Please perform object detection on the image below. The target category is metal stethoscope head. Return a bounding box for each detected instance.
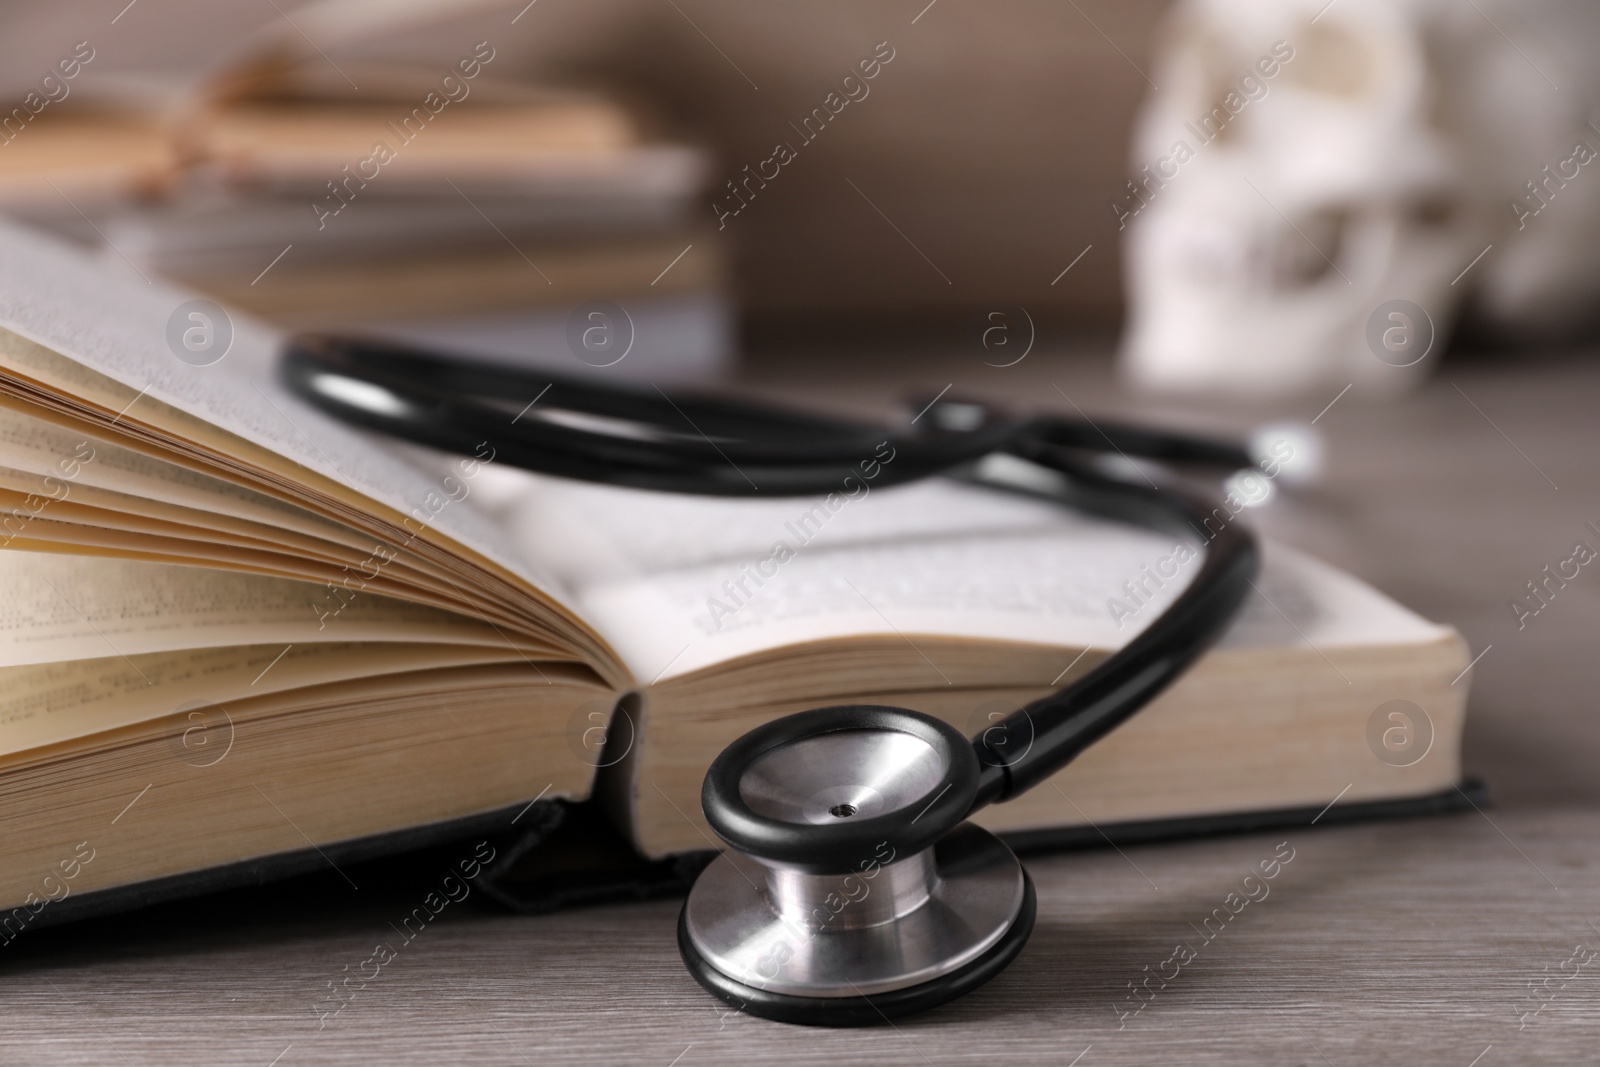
[282,333,1263,1026]
[682,705,1034,1025]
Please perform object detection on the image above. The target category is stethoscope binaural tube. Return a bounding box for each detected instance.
[280,332,1260,1026]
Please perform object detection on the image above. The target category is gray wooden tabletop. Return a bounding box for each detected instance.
[4,342,1597,1065]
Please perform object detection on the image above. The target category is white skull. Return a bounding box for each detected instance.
[1119,0,1600,397]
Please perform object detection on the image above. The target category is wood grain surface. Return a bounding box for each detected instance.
[4,343,1597,1065]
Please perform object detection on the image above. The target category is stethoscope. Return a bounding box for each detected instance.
[282,333,1261,1027]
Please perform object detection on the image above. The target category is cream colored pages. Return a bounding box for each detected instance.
[0,401,363,546]
[0,550,510,667]
[498,466,1452,682]
[0,642,532,758]
[0,219,570,608]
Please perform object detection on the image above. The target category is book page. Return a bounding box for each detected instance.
[0,399,561,630]
[498,466,1451,683]
[0,220,572,608]
[0,641,543,760]
[0,399,365,547]
[0,549,527,668]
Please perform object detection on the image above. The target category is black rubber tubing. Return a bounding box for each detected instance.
[282,333,1258,814]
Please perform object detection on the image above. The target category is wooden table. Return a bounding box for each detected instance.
[5,344,1597,1065]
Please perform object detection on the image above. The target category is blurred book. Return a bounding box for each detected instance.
[0,57,730,382]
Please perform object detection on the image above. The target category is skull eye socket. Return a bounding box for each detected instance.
[1404,195,1457,229]
[1272,208,1347,288]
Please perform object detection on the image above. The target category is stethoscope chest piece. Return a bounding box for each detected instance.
[678,705,1036,1026]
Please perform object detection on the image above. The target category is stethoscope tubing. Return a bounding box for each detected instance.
[967,444,1256,805]
[282,334,1252,494]
[282,332,1259,816]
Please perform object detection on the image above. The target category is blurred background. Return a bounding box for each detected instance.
[0,0,1596,393]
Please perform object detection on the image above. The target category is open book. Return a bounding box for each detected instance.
[0,220,1471,920]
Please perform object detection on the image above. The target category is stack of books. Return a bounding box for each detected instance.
[0,51,729,381]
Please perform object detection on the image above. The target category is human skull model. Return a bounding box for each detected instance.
[1119,0,1600,397]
